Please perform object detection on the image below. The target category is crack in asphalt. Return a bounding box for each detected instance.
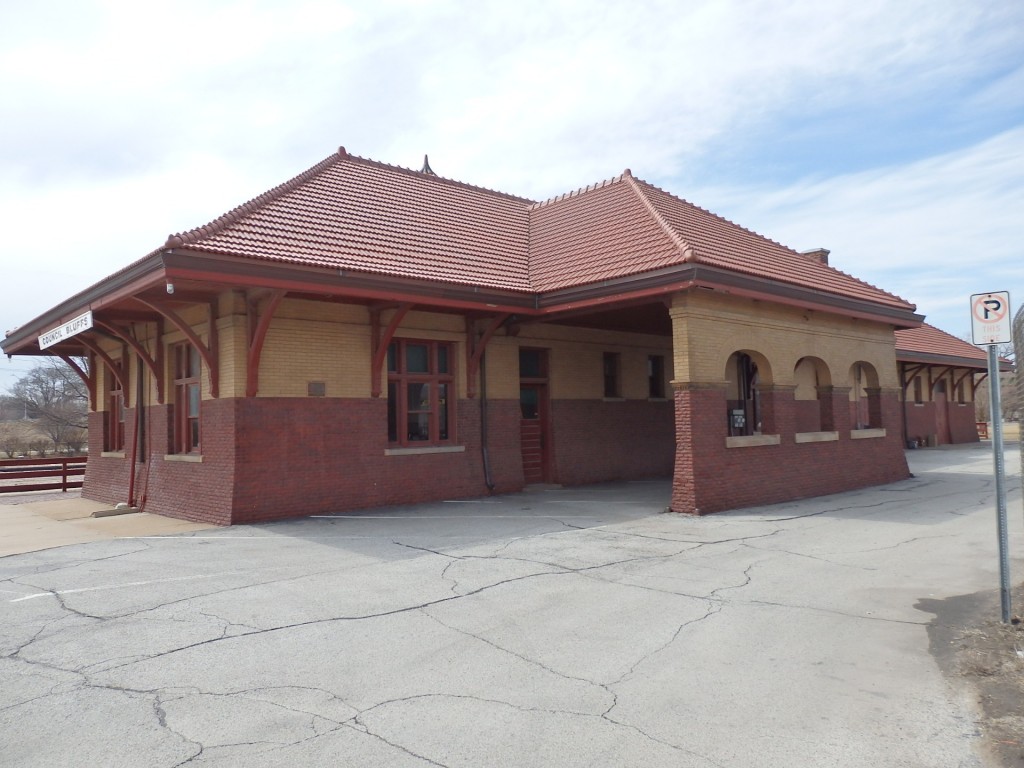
[739,542,880,570]
[353,692,724,767]
[2,456,1010,766]
[741,598,928,626]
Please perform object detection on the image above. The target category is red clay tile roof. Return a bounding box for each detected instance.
[895,324,988,364]
[530,171,913,310]
[529,174,687,291]
[168,148,535,292]
[165,148,915,313]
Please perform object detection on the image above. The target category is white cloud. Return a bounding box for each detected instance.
[690,128,1024,336]
[1,0,1021,393]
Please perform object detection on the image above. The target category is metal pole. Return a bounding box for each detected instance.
[988,344,1011,623]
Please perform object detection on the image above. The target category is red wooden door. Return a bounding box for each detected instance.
[520,384,548,484]
[935,389,951,445]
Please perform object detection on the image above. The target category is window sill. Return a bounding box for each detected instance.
[602,397,625,402]
[647,397,669,402]
[726,434,781,448]
[913,403,925,407]
[164,453,204,463]
[851,428,886,440]
[795,431,839,444]
[101,451,126,458]
[385,445,466,457]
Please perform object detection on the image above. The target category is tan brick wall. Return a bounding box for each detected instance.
[493,323,673,400]
[670,292,900,390]
[254,300,468,399]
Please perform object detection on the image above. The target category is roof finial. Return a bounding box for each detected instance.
[420,154,435,175]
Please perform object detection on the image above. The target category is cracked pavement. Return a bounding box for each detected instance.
[1,444,1021,767]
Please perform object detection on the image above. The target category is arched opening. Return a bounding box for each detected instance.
[849,362,881,429]
[794,356,832,432]
[725,351,772,436]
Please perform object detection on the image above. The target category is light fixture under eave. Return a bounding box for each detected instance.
[166,283,175,295]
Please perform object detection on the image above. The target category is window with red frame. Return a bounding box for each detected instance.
[105,362,125,452]
[173,343,201,453]
[387,339,453,445]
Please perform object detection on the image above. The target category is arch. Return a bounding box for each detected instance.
[794,356,833,432]
[849,361,881,429]
[725,350,773,436]
[794,356,831,399]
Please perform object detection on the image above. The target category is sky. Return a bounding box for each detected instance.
[1,0,1022,393]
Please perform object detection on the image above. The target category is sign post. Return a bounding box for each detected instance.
[970,291,1012,623]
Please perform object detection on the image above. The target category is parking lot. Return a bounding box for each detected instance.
[1,443,1021,767]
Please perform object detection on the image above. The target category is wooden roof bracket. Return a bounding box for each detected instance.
[78,336,127,404]
[246,290,286,397]
[899,363,926,395]
[466,314,510,398]
[951,368,974,394]
[370,303,413,397]
[928,365,955,395]
[136,298,219,398]
[55,353,95,411]
[972,372,989,397]
[94,317,165,404]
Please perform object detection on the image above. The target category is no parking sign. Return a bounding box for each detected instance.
[970,291,1011,345]
[969,290,1013,623]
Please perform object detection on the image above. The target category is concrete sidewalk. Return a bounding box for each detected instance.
[1,446,1022,767]
[0,494,216,557]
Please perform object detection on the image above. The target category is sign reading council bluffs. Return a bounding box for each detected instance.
[37,310,93,350]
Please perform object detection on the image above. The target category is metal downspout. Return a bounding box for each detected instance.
[479,351,495,491]
[128,359,141,506]
[899,362,909,449]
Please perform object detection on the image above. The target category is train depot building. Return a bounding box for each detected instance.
[3,148,978,525]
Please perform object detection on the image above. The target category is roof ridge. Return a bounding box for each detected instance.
[622,172,696,261]
[342,150,536,205]
[167,147,536,249]
[528,173,629,210]
[630,176,914,309]
[166,148,348,247]
[630,176,800,255]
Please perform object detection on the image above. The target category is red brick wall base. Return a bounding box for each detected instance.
[671,386,911,515]
[551,400,675,485]
[83,397,523,525]
[82,388,912,524]
[905,402,980,445]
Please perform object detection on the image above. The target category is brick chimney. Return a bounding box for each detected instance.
[800,248,830,265]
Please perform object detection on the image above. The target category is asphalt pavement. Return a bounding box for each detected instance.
[1,443,1021,767]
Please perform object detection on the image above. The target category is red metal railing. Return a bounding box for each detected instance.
[0,456,86,494]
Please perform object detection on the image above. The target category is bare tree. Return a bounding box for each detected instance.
[0,421,33,458]
[7,358,89,453]
[0,395,23,421]
[961,333,1017,422]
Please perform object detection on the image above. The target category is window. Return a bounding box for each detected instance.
[387,339,454,445]
[648,355,665,399]
[105,362,125,452]
[913,377,923,404]
[603,352,621,398]
[173,343,201,453]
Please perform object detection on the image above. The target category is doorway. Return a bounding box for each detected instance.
[519,349,550,484]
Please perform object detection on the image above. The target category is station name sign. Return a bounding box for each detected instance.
[38,311,93,350]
